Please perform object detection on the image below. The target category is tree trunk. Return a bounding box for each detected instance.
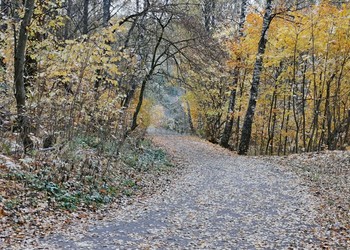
[278,95,286,155]
[220,88,236,148]
[64,0,72,39]
[291,33,300,153]
[131,75,149,131]
[14,0,35,153]
[186,101,195,134]
[238,0,273,155]
[284,96,291,155]
[266,86,277,155]
[203,0,216,32]
[325,75,332,149]
[292,82,300,153]
[130,11,168,131]
[103,0,111,27]
[83,0,89,34]
[270,91,277,155]
[345,109,350,145]
[220,0,247,148]
[301,61,307,150]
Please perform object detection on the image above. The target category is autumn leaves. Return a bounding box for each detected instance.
[184,2,350,154]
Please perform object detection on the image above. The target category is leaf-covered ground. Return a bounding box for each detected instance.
[262,151,350,248]
[33,133,325,249]
[0,135,179,249]
[2,132,348,249]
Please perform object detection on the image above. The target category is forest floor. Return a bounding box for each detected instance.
[261,150,350,248]
[28,133,347,249]
[1,133,349,249]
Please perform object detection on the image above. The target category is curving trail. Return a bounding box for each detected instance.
[40,133,321,249]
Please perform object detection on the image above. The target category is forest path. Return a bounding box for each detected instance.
[41,133,321,249]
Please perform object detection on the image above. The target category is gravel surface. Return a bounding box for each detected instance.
[38,134,322,249]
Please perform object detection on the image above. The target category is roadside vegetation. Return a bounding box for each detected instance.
[0,133,176,245]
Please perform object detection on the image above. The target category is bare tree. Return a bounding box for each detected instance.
[131,10,174,131]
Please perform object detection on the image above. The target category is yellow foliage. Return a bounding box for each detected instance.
[139,99,153,128]
[183,1,350,152]
[150,105,166,127]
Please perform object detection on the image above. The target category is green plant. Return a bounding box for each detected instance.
[5,199,21,210]
[0,141,11,155]
[123,179,136,188]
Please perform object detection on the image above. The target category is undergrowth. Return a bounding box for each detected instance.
[0,133,173,214]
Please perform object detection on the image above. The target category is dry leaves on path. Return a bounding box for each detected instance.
[38,134,323,249]
[263,151,350,248]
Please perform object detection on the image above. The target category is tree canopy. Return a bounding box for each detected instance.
[0,0,349,155]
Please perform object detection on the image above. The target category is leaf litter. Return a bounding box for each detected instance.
[34,133,329,249]
[0,135,179,250]
[262,150,350,249]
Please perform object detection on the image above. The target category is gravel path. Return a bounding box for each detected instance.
[40,134,321,249]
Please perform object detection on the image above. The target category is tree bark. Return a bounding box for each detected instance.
[103,0,111,27]
[301,61,307,150]
[83,0,89,34]
[131,73,152,131]
[238,0,273,155]
[220,88,236,147]
[203,0,216,33]
[283,95,291,155]
[64,0,72,39]
[130,11,171,131]
[186,101,195,134]
[265,85,277,155]
[14,0,35,153]
[345,109,350,145]
[220,0,248,148]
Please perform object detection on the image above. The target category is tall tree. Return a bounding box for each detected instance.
[238,0,273,155]
[14,0,35,152]
[131,12,173,131]
[220,0,248,148]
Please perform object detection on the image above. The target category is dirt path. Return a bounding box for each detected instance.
[39,134,321,249]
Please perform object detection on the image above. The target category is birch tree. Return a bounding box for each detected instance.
[238,0,273,155]
[220,0,248,148]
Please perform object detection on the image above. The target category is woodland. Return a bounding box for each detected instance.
[1,0,349,156]
[0,0,350,248]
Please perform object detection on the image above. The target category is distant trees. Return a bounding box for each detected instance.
[119,1,198,131]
